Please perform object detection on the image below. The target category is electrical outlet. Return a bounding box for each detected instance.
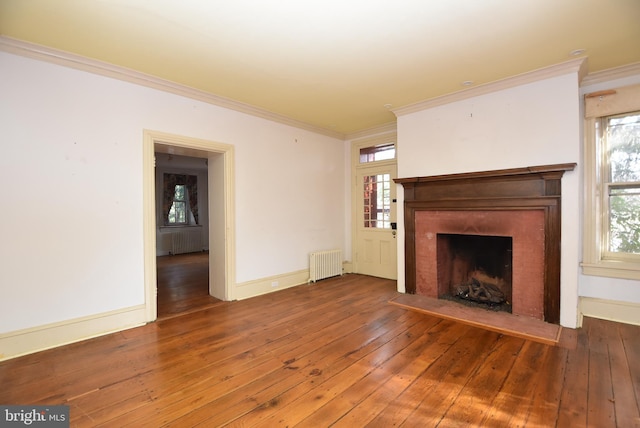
[271,281,279,287]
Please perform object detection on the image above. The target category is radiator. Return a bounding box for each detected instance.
[171,229,202,255]
[309,249,342,283]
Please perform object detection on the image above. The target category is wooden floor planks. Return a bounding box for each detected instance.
[1,254,639,427]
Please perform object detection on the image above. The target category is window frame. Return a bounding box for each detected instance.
[362,172,392,229]
[168,183,189,225]
[600,112,640,261]
[359,142,396,164]
[162,172,199,227]
[582,84,640,280]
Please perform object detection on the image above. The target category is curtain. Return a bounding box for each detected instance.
[162,173,198,225]
[163,173,179,223]
[186,175,199,225]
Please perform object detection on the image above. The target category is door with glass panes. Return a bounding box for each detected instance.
[355,163,397,279]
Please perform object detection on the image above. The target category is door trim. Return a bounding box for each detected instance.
[143,130,236,322]
[351,133,397,276]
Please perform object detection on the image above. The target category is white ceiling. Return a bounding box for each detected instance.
[1,0,639,136]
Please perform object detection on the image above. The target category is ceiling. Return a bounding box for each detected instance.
[1,0,639,136]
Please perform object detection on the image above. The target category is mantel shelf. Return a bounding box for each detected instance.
[394,163,576,185]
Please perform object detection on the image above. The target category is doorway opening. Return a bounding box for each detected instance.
[154,152,219,319]
[143,130,235,322]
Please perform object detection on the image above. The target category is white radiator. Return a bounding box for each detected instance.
[171,229,202,255]
[309,249,342,283]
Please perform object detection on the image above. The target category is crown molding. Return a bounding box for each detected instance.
[0,36,346,140]
[392,57,588,117]
[344,121,397,141]
[8,35,636,139]
[581,62,640,87]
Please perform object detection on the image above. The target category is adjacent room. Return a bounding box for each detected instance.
[1,1,639,426]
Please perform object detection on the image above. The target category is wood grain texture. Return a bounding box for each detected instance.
[0,264,638,427]
[389,293,562,345]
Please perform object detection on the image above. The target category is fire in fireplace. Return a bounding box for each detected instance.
[437,234,512,313]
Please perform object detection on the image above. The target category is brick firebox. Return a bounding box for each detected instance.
[416,210,545,319]
[395,163,576,324]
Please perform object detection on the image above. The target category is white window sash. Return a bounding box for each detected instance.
[582,84,640,280]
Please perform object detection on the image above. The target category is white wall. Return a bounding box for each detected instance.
[0,51,344,337]
[234,124,344,281]
[396,73,582,327]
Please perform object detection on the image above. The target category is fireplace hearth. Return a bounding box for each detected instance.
[395,163,575,324]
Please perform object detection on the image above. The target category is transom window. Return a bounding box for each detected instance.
[360,143,395,163]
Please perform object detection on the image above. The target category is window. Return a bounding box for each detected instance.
[601,112,640,256]
[583,84,640,280]
[363,173,391,228]
[359,143,395,163]
[168,184,187,225]
[352,133,397,238]
[162,173,199,226]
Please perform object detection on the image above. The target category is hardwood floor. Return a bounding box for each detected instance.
[1,271,639,427]
[157,252,221,319]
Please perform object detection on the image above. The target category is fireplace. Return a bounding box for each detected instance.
[395,163,575,324]
[416,209,545,319]
[437,233,513,313]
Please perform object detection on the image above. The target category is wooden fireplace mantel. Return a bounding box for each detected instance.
[395,163,576,183]
[394,163,576,324]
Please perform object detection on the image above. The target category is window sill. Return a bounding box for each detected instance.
[581,261,640,281]
[159,224,202,230]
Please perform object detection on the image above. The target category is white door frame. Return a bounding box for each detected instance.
[143,130,236,322]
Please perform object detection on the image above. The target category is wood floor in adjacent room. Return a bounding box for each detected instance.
[1,262,639,427]
[156,252,221,320]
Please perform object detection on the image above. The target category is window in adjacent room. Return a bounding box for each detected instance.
[168,184,188,225]
[162,173,199,226]
[583,83,640,280]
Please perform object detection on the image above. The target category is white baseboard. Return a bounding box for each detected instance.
[0,267,342,360]
[234,269,311,300]
[579,297,640,327]
[0,305,148,361]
